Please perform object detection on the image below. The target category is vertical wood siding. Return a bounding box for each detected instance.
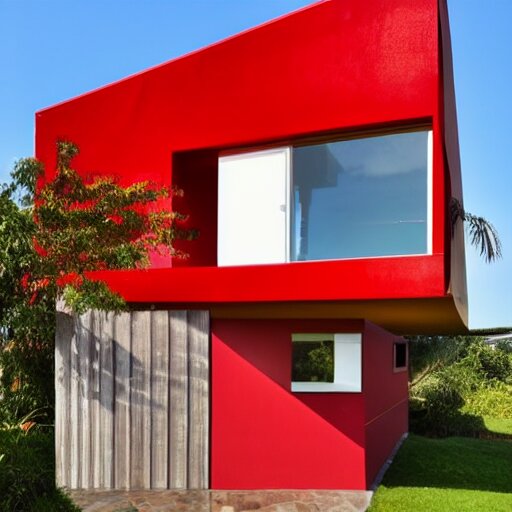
[55,308,209,490]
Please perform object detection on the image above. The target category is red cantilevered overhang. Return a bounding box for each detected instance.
[36,0,467,333]
[87,252,467,334]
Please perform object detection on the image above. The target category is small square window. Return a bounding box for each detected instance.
[291,333,362,392]
[393,342,408,372]
[292,337,334,383]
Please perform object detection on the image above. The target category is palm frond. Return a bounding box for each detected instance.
[465,213,502,263]
[450,198,502,263]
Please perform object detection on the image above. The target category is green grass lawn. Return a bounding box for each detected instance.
[368,430,512,512]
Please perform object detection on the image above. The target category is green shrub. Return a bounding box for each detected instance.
[495,340,512,354]
[0,427,78,512]
[408,336,512,438]
[409,370,485,437]
[293,341,334,382]
[442,363,482,395]
[29,493,80,512]
[0,428,53,511]
[409,400,484,438]
[463,341,511,382]
[415,373,464,416]
[0,339,54,425]
[463,382,512,419]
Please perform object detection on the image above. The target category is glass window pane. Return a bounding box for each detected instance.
[291,131,429,261]
[292,339,334,383]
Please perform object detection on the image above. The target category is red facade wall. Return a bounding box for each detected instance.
[36,0,459,491]
[211,319,408,490]
[362,322,409,485]
[33,0,466,326]
[36,0,439,174]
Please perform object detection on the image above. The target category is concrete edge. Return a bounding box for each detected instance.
[370,432,409,491]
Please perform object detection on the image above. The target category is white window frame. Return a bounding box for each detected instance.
[426,130,433,255]
[218,129,433,266]
[291,333,362,393]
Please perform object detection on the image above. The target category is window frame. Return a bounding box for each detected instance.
[218,127,433,266]
[291,333,362,393]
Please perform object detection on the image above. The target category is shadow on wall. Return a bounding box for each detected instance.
[54,309,209,490]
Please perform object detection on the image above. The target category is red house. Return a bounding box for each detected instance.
[42,0,467,492]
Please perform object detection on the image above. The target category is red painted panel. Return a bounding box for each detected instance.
[36,0,438,165]
[363,322,409,420]
[438,0,468,325]
[365,401,408,486]
[362,321,409,486]
[211,319,367,489]
[88,254,446,304]
[34,0,455,312]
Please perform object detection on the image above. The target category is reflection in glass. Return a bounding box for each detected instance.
[291,131,429,261]
[292,339,334,383]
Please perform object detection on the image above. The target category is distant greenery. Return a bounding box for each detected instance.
[408,336,512,437]
[368,434,512,512]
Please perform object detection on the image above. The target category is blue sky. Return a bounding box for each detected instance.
[0,0,510,330]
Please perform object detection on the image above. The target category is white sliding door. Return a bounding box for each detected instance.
[218,147,290,266]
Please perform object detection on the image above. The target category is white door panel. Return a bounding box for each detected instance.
[218,147,290,266]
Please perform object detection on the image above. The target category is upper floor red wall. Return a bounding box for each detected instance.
[37,0,439,172]
[35,0,467,331]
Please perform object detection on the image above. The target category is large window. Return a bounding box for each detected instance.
[218,129,432,266]
[291,333,362,392]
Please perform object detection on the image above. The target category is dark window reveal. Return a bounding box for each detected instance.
[394,342,407,369]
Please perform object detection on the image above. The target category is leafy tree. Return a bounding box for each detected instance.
[0,140,196,424]
[464,340,511,382]
[0,188,54,424]
[408,335,477,388]
[16,140,195,313]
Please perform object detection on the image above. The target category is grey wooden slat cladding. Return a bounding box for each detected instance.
[55,308,210,490]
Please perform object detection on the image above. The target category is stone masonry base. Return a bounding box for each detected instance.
[68,489,373,512]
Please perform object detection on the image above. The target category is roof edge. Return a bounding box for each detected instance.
[36,0,329,115]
